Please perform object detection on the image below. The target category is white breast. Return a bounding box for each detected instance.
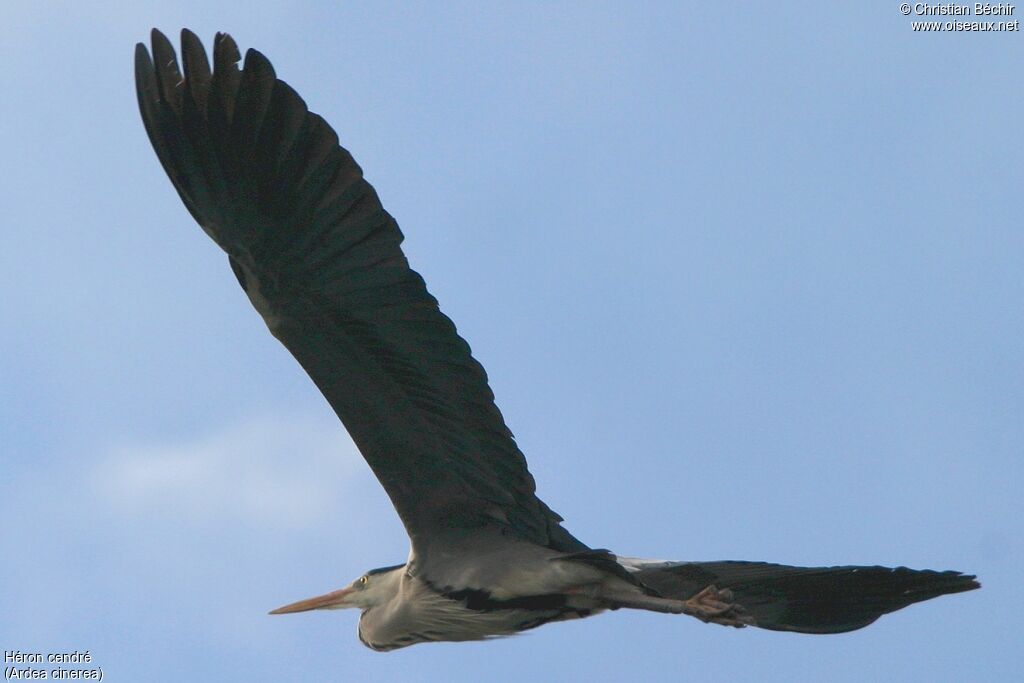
[357,571,601,651]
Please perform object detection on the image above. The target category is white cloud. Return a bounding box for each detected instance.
[91,414,367,530]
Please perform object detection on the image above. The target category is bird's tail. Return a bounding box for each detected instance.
[618,558,979,633]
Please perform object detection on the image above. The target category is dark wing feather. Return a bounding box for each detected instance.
[135,29,586,561]
[635,561,979,633]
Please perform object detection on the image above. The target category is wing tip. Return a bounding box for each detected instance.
[242,47,277,81]
[133,41,151,67]
[149,27,174,56]
[214,31,242,67]
[952,571,981,592]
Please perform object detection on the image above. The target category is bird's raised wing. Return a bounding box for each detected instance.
[135,29,586,565]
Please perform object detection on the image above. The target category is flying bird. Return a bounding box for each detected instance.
[134,29,979,651]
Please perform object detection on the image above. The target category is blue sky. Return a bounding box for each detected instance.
[1,2,1020,681]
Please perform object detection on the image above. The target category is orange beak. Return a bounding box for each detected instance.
[268,587,354,614]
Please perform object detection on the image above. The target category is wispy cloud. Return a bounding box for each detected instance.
[91,415,366,530]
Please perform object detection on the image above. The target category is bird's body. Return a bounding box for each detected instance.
[135,29,979,651]
[350,553,742,650]
[351,561,604,651]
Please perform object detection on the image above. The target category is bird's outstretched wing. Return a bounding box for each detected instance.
[135,29,587,563]
[628,560,979,633]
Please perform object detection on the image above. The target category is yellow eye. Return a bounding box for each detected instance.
[358,575,369,586]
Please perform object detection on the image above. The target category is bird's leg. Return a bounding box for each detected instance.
[682,585,754,627]
[600,585,754,628]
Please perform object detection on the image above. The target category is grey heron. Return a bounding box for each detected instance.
[134,29,979,652]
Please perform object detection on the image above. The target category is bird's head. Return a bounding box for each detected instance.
[269,564,405,615]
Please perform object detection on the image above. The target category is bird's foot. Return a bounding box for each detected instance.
[681,585,754,628]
